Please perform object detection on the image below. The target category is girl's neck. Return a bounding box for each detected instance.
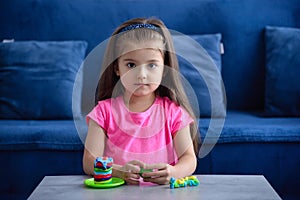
[123,92,156,112]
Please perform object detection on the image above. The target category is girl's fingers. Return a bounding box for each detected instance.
[143,176,169,185]
[142,168,167,178]
[123,172,141,185]
[142,163,173,184]
[123,160,146,173]
[144,163,165,170]
[124,176,140,185]
[142,163,169,177]
[130,173,141,179]
[128,160,146,168]
[126,164,141,173]
[119,160,147,185]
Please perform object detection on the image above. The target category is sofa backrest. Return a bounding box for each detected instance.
[1,0,299,113]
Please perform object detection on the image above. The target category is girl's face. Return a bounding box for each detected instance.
[117,48,164,98]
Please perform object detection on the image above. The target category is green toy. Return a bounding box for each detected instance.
[139,168,153,177]
[84,177,124,188]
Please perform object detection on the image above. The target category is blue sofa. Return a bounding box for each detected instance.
[1,0,300,199]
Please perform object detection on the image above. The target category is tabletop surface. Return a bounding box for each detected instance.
[28,175,282,200]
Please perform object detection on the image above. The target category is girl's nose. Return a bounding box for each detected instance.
[136,65,147,80]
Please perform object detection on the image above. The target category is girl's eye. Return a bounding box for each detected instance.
[148,63,158,68]
[126,63,136,68]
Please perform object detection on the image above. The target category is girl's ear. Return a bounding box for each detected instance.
[114,66,120,76]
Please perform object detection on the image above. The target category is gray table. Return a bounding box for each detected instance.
[28,175,282,200]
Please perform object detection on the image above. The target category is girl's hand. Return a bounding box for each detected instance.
[142,163,175,185]
[118,160,145,185]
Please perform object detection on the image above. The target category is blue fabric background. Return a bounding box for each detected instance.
[0,120,83,150]
[0,1,300,200]
[174,34,226,117]
[265,26,300,117]
[1,0,299,111]
[0,41,87,119]
[199,111,300,143]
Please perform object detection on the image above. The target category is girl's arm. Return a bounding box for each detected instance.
[172,125,197,177]
[83,119,106,175]
[142,125,197,184]
[83,119,146,184]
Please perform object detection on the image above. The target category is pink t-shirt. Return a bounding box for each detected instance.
[86,96,193,166]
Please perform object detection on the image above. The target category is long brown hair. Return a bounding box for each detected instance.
[95,17,200,155]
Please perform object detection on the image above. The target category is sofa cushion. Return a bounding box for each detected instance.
[173,33,226,118]
[199,111,300,144]
[264,26,300,117]
[0,120,84,150]
[0,41,88,119]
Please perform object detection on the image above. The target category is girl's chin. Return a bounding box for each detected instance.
[131,91,154,97]
[126,86,158,96]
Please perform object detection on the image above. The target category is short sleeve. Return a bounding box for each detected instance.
[86,100,110,131]
[170,105,194,135]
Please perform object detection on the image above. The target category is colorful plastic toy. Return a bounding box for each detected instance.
[169,176,200,189]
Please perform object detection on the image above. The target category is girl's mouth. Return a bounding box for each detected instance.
[134,83,148,86]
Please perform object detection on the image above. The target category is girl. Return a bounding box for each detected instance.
[83,17,199,185]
